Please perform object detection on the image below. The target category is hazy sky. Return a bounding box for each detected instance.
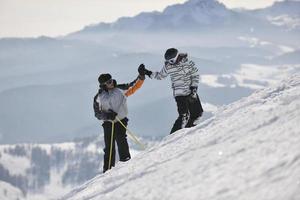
[0,0,283,38]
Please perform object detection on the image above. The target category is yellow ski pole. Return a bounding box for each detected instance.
[116,117,146,150]
[108,121,115,170]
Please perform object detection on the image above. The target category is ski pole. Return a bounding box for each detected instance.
[116,117,146,150]
[108,121,115,170]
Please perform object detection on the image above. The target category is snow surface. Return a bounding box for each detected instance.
[200,75,226,88]
[232,64,300,89]
[0,140,107,200]
[37,143,76,154]
[0,181,25,200]
[0,151,31,176]
[238,36,295,55]
[61,73,300,200]
[27,168,73,200]
[268,14,300,30]
[202,102,218,113]
[198,64,300,90]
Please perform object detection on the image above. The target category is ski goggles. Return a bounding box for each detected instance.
[104,79,113,86]
[166,53,179,64]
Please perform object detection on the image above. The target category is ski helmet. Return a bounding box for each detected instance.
[98,73,112,85]
[164,48,178,64]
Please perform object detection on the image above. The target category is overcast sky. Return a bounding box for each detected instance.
[0,0,283,38]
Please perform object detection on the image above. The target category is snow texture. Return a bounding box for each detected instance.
[62,73,300,200]
[0,152,30,176]
[0,181,25,200]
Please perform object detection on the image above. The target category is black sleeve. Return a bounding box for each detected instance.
[116,77,138,90]
[93,93,107,120]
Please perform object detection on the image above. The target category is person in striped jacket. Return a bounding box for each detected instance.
[139,48,203,134]
[93,67,145,173]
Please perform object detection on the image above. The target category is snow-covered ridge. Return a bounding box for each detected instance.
[263,0,300,16]
[62,73,300,200]
[268,14,300,29]
[0,134,150,200]
[0,181,25,200]
[0,137,106,199]
[244,0,300,30]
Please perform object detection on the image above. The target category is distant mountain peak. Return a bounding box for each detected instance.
[164,0,227,13]
[188,0,223,6]
[152,0,233,28]
[76,0,233,34]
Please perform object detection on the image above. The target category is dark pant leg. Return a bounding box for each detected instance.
[186,94,204,128]
[170,96,189,134]
[102,121,116,173]
[114,118,131,162]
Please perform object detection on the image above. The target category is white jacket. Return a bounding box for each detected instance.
[93,76,144,122]
[151,54,199,97]
[96,88,128,122]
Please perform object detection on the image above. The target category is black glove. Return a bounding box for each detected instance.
[137,64,146,80]
[95,112,102,120]
[138,63,152,78]
[190,86,198,99]
[144,68,152,78]
[106,109,117,120]
[138,64,145,76]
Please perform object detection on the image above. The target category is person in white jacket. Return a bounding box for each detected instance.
[93,68,145,173]
[139,48,203,134]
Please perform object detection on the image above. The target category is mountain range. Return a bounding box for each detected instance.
[73,0,289,32]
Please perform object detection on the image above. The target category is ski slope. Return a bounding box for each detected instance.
[62,73,300,200]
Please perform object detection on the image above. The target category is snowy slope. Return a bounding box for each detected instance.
[62,73,300,200]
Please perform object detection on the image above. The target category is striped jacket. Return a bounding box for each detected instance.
[93,76,144,122]
[151,54,199,97]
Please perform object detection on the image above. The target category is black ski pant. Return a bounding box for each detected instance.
[170,94,203,134]
[102,118,131,173]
